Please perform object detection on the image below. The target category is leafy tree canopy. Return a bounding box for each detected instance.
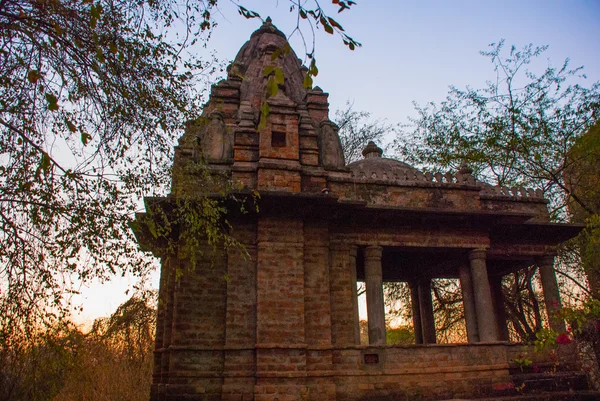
[0,0,359,343]
[397,40,600,219]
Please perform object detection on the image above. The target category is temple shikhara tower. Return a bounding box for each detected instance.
[135,20,591,401]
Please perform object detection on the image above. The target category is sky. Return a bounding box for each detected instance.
[70,0,600,327]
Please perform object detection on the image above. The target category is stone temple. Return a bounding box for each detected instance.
[135,20,590,401]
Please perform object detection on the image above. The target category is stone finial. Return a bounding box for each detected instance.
[362,141,383,159]
[251,16,286,39]
[458,161,473,175]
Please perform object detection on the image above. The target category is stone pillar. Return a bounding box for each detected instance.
[349,245,361,345]
[418,280,436,344]
[410,283,424,344]
[469,249,499,342]
[490,277,510,341]
[364,245,386,345]
[538,255,566,333]
[458,263,480,343]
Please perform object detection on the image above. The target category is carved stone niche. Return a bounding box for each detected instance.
[200,111,233,164]
[318,120,345,170]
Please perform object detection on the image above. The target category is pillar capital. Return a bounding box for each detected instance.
[469,248,487,262]
[364,245,383,260]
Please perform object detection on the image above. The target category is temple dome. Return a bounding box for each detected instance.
[347,141,420,181]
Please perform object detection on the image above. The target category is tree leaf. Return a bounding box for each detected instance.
[96,48,105,63]
[320,16,334,34]
[328,17,344,31]
[66,120,77,133]
[45,93,59,111]
[270,48,281,61]
[258,102,270,132]
[81,132,92,146]
[303,74,313,89]
[38,151,51,174]
[274,67,284,85]
[309,59,318,77]
[263,65,276,76]
[27,70,41,84]
[267,77,278,97]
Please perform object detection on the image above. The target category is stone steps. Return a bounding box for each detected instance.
[444,390,600,400]
[441,366,599,401]
[511,371,589,393]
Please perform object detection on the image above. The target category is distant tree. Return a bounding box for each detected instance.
[385,280,467,344]
[0,293,157,401]
[335,101,395,163]
[0,322,83,401]
[359,319,368,345]
[386,325,414,345]
[0,0,359,343]
[54,292,156,401]
[504,268,544,341]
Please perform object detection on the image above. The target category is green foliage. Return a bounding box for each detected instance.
[386,326,415,345]
[533,328,557,353]
[566,122,600,294]
[559,298,600,335]
[290,0,360,52]
[513,354,533,371]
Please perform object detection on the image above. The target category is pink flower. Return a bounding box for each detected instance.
[595,321,600,330]
[533,365,540,373]
[556,332,573,345]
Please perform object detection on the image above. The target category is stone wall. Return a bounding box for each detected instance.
[151,214,551,401]
[333,344,513,401]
